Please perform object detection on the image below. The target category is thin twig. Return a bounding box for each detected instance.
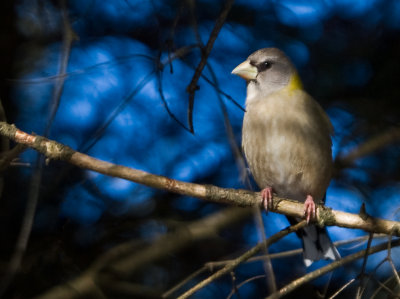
[253,208,277,293]
[10,54,154,84]
[370,275,400,299]
[187,0,204,47]
[156,61,192,132]
[359,257,387,299]
[200,71,245,112]
[206,63,249,187]
[320,269,334,298]
[229,271,241,299]
[227,275,266,299]
[177,221,307,299]
[0,154,44,297]
[166,0,185,70]
[0,2,75,296]
[165,235,376,297]
[83,44,198,152]
[186,0,235,133]
[356,232,374,298]
[80,70,155,153]
[180,52,245,112]
[205,234,385,269]
[266,239,400,299]
[328,278,356,299]
[387,232,400,286]
[163,267,208,298]
[45,0,77,135]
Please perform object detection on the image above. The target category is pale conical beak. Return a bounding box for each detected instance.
[231,60,258,80]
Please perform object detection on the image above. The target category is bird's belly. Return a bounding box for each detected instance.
[242,119,331,202]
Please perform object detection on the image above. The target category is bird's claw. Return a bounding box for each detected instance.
[304,195,316,223]
[261,187,273,212]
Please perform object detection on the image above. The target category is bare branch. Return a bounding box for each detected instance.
[387,233,400,286]
[45,0,77,135]
[370,275,400,299]
[163,267,208,298]
[1,122,400,237]
[203,234,386,269]
[356,233,374,298]
[80,70,155,153]
[266,239,400,299]
[164,235,380,297]
[227,275,266,299]
[205,63,249,186]
[328,278,356,299]
[186,0,235,133]
[253,208,277,293]
[177,221,307,299]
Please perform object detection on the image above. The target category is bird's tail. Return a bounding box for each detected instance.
[287,217,340,267]
[301,224,340,267]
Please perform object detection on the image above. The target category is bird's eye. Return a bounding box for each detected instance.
[258,61,272,72]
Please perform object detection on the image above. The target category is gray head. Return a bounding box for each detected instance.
[232,48,298,101]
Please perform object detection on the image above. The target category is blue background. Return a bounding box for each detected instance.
[1,0,400,298]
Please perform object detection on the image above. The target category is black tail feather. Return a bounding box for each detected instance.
[287,216,340,266]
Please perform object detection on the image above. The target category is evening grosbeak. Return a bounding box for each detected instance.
[232,48,340,266]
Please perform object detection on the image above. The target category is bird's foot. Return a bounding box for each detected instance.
[304,195,316,223]
[261,187,273,212]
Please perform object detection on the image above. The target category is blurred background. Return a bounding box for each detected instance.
[1,0,400,298]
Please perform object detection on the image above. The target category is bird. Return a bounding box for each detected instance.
[231,47,340,266]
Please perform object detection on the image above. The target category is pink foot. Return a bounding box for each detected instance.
[261,187,273,212]
[304,195,316,223]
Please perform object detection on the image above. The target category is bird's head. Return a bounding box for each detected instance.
[232,48,302,101]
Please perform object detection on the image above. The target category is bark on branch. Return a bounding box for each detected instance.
[1,121,400,237]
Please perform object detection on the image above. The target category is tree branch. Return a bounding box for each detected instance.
[186,0,235,133]
[163,235,378,297]
[177,221,307,299]
[266,239,400,299]
[1,121,400,236]
[202,234,385,268]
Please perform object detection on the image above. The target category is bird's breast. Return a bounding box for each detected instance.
[242,91,332,202]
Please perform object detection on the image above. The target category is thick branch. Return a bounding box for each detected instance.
[1,122,400,236]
